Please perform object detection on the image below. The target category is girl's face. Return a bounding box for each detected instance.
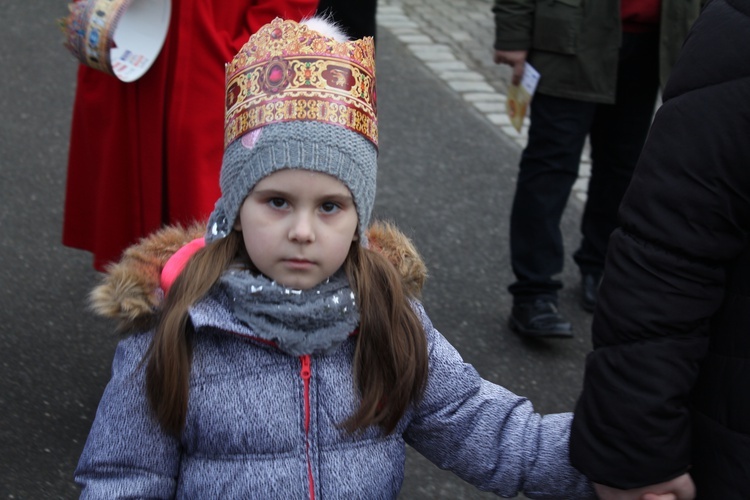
[235,169,359,290]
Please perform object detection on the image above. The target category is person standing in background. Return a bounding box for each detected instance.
[63,0,372,272]
[492,0,700,338]
[571,0,750,497]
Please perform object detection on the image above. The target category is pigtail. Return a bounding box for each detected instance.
[146,231,242,435]
[343,243,429,434]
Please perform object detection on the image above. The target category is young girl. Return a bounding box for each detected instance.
[75,17,594,499]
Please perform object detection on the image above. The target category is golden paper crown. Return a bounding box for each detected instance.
[61,0,126,75]
[60,0,170,82]
[224,18,378,149]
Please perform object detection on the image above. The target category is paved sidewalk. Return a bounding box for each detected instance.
[376,0,592,202]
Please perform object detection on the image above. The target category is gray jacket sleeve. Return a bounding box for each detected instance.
[74,333,180,499]
[492,0,535,50]
[405,304,594,499]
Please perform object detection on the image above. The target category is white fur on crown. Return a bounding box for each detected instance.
[301,15,350,42]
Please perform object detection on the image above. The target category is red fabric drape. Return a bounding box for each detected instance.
[63,0,318,270]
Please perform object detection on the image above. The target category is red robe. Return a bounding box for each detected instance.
[63,0,318,271]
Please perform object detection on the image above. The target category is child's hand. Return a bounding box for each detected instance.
[593,473,695,500]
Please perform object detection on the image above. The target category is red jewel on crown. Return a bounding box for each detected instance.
[260,58,290,94]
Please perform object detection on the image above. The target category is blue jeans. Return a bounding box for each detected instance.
[509,32,659,304]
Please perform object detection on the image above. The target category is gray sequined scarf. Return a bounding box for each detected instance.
[219,269,359,356]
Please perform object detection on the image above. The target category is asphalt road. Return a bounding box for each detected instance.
[0,1,593,498]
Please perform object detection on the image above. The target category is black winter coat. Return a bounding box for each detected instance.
[570,0,750,497]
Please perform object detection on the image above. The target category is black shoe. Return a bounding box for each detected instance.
[581,274,601,313]
[509,300,573,339]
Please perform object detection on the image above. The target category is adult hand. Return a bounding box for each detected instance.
[593,473,695,500]
[492,49,528,86]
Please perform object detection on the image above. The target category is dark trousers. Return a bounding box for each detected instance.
[509,32,660,304]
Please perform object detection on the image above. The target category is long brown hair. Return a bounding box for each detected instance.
[146,228,429,436]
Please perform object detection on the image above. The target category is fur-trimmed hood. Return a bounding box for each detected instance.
[90,221,427,332]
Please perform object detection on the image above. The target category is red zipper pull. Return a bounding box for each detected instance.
[300,355,312,433]
[300,355,311,381]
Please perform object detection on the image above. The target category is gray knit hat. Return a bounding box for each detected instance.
[206,121,377,243]
[206,17,378,244]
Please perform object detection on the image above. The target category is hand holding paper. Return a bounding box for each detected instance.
[506,62,540,132]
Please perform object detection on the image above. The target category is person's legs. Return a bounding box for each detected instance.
[509,93,595,301]
[508,92,595,337]
[574,32,660,310]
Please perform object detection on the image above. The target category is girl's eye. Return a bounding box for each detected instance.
[320,201,340,214]
[269,197,287,208]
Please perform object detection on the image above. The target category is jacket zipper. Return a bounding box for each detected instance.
[300,355,315,500]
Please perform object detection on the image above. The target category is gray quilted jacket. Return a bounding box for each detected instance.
[75,223,594,499]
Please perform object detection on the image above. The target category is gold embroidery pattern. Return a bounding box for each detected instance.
[224,18,378,148]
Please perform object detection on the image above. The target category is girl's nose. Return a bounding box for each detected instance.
[288,213,315,243]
